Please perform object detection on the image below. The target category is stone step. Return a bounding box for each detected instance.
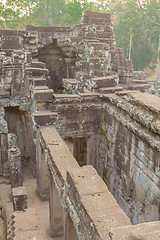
[0,90,10,98]
[75,61,90,72]
[89,57,109,63]
[131,84,150,92]
[25,67,48,76]
[87,42,109,50]
[83,39,100,43]
[97,31,114,39]
[33,78,46,86]
[32,111,58,126]
[34,89,53,102]
[30,61,46,69]
[75,71,90,81]
[91,75,118,89]
[62,78,80,90]
[99,86,123,94]
[116,90,139,96]
[86,42,105,46]
[98,38,115,44]
[132,79,148,85]
[69,36,84,43]
[28,78,46,86]
[53,93,81,104]
[34,86,49,90]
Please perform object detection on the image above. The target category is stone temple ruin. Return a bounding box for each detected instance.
[0,10,160,240]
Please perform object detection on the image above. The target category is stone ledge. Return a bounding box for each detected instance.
[110,221,160,240]
[128,92,160,113]
[67,166,131,240]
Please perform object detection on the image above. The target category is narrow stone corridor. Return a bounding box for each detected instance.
[0,164,64,240]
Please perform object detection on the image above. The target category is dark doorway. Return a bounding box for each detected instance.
[36,40,67,93]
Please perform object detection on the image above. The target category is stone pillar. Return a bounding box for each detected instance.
[12,50,25,96]
[73,137,87,166]
[65,214,79,240]
[12,186,27,211]
[8,146,22,188]
[49,173,64,238]
[86,135,97,167]
[0,107,9,175]
[36,140,49,200]
[0,134,8,175]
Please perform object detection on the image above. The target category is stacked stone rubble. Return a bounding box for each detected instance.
[26,11,134,94]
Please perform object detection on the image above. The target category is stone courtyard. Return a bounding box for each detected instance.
[0,10,160,240]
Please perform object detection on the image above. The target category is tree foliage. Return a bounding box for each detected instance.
[0,0,159,71]
[64,0,95,25]
[0,0,36,29]
[113,0,160,70]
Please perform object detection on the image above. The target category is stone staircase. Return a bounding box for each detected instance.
[25,59,58,126]
[130,79,150,92]
[62,74,124,94]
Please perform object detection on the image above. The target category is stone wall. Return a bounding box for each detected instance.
[36,125,160,239]
[37,126,132,239]
[96,92,160,224]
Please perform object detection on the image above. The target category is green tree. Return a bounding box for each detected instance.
[31,0,67,26]
[30,0,95,26]
[142,0,160,67]
[114,0,160,70]
[64,0,95,25]
[0,0,36,29]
